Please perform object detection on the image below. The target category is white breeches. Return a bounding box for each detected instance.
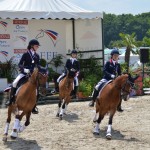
[95,79,108,90]
[12,73,25,88]
[57,73,79,86]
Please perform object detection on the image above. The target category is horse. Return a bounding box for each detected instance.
[3,67,48,142]
[93,74,136,140]
[56,68,77,120]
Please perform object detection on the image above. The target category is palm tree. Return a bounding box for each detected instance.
[119,33,137,72]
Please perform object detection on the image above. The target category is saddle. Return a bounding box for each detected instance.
[16,76,28,89]
[97,80,112,96]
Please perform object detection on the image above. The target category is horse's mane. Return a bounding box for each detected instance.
[29,68,39,84]
[113,74,128,88]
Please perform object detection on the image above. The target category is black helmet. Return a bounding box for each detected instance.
[71,49,77,54]
[111,49,120,56]
[29,39,40,46]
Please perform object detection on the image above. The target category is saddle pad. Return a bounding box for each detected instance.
[98,80,112,97]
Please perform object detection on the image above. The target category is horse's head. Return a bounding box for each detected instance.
[67,68,77,79]
[37,67,48,95]
[119,74,139,101]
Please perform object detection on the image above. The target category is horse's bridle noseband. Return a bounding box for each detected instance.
[121,79,134,95]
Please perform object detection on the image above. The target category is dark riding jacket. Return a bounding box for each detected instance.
[103,59,121,81]
[18,50,40,74]
[65,58,80,73]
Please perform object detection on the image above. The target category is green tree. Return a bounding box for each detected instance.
[48,54,64,72]
[119,33,137,71]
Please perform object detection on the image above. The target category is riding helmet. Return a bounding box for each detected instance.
[110,49,120,56]
[71,49,77,54]
[29,39,40,46]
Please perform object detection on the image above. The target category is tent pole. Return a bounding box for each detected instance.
[72,19,75,49]
[101,14,104,67]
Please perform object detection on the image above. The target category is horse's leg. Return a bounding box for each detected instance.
[64,103,68,115]
[93,102,99,123]
[17,111,26,133]
[93,110,104,135]
[59,99,66,119]
[56,99,61,117]
[10,109,20,139]
[106,110,115,140]
[3,106,13,142]
[19,111,31,133]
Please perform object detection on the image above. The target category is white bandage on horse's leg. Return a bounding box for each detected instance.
[18,124,26,132]
[93,123,100,134]
[60,109,64,115]
[13,119,20,130]
[4,123,9,134]
[107,124,112,134]
[93,112,98,122]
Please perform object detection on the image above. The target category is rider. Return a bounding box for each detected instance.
[5,39,40,114]
[89,49,124,112]
[57,49,80,98]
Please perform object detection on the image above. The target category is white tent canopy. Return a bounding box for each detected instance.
[0,0,103,19]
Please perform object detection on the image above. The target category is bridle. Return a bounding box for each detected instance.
[121,79,134,95]
[37,71,48,96]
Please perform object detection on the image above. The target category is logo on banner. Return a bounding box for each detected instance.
[35,29,59,47]
[0,21,8,31]
[15,36,27,44]
[0,50,8,57]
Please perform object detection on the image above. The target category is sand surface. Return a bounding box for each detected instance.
[0,95,150,150]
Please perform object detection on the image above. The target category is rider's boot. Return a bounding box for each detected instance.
[32,105,39,114]
[5,87,17,106]
[117,99,124,112]
[89,89,99,107]
[71,86,78,99]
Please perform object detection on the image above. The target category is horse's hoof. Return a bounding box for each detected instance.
[93,120,97,123]
[2,137,7,142]
[10,136,17,139]
[10,131,18,139]
[106,133,112,140]
[59,114,63,120]
[93,131,99,135]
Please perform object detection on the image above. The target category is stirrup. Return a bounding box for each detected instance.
[5,100,11,106]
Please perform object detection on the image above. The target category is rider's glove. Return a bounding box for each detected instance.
[24,68,30,74]
[111,74,115,79]
[70,68,76,72]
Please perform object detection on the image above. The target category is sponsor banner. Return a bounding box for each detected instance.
[13,20,28,25]
[0,34,10,39]
[14,49,27,54]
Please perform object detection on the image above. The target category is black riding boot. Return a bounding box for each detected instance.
[117,99,124,112]
[5,87,17,106]
[89,89,99,107]
[71,86,78,99]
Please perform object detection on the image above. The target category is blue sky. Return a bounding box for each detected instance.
[70,0,150,15]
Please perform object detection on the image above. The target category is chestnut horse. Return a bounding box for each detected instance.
[3,67,48,142]
[56,69,77,119]
[93,74,135,140]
